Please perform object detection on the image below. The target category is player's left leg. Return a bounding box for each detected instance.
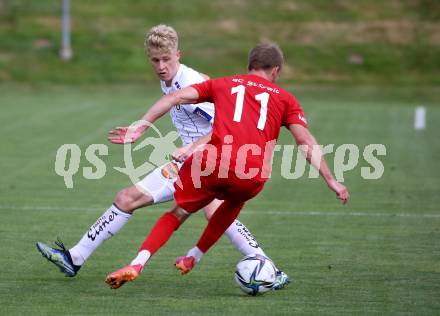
[202,200,290,289]
[203,199,267,257]
[175,199,245,274]
[174,172,264,273]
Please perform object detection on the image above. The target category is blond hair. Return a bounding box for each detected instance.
[145,24,179,54]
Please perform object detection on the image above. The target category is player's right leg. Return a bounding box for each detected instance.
[36,162,178,277]
[105,205,194,289]
[67,186,154,266]
[105,158,215,289]
[36,186,153,277]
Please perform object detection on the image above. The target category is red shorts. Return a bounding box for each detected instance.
[174,155,264,213]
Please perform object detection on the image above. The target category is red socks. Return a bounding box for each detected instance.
[138,212,180,255]
[196,200,244,253]
[137,202,244,260]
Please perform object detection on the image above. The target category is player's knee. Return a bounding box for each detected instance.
[114,188,137,214]
[203,208,214,220]
[170,207,190,223]
[203,200,223,220]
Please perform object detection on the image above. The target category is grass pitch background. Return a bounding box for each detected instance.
[0,85,439,315]
[1,0,439,85]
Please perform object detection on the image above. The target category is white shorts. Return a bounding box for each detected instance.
[136,161,183,204]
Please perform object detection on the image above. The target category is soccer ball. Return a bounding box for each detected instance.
[234,254,277,296]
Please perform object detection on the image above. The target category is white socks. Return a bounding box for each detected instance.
[224,220,267,257]
[186,247,204,262]
[185,220,265,265]
[68,207,265,267]
[130,250,151,267]
[69,204,131,266]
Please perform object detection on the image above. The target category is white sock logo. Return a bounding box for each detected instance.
[87,210,118,241]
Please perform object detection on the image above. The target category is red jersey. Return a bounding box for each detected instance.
[191,74,307,182]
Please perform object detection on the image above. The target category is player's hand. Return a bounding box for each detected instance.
[108,126,143,144]
[171,143,193,162]
[327,179,349,204]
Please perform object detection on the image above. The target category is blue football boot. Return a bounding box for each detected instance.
[36,238,81,277]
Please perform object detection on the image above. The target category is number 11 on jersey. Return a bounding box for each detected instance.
[231,85,269,130]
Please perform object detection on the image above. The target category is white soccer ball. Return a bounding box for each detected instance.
[234,254,277,296]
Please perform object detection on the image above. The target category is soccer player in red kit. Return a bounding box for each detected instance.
[105,43,349,289]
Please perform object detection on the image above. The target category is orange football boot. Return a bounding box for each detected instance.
[105,264,143,289]
[175,256,196,275]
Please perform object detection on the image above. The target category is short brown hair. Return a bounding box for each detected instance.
[145,24,178,54]
[247,43,284,71]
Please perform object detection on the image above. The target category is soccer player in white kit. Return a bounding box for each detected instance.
[36,24,289,289]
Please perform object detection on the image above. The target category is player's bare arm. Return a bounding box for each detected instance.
[142,86,200,128]
[172,131,213,162]
[108,86,200,144]
[289,124,350,204]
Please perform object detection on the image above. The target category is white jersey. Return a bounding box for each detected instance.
[160,64,214,145]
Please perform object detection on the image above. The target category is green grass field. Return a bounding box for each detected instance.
[0,84,439,315]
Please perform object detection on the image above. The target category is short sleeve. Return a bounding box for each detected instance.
[191,80,214,104]
[283,94,308,128]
